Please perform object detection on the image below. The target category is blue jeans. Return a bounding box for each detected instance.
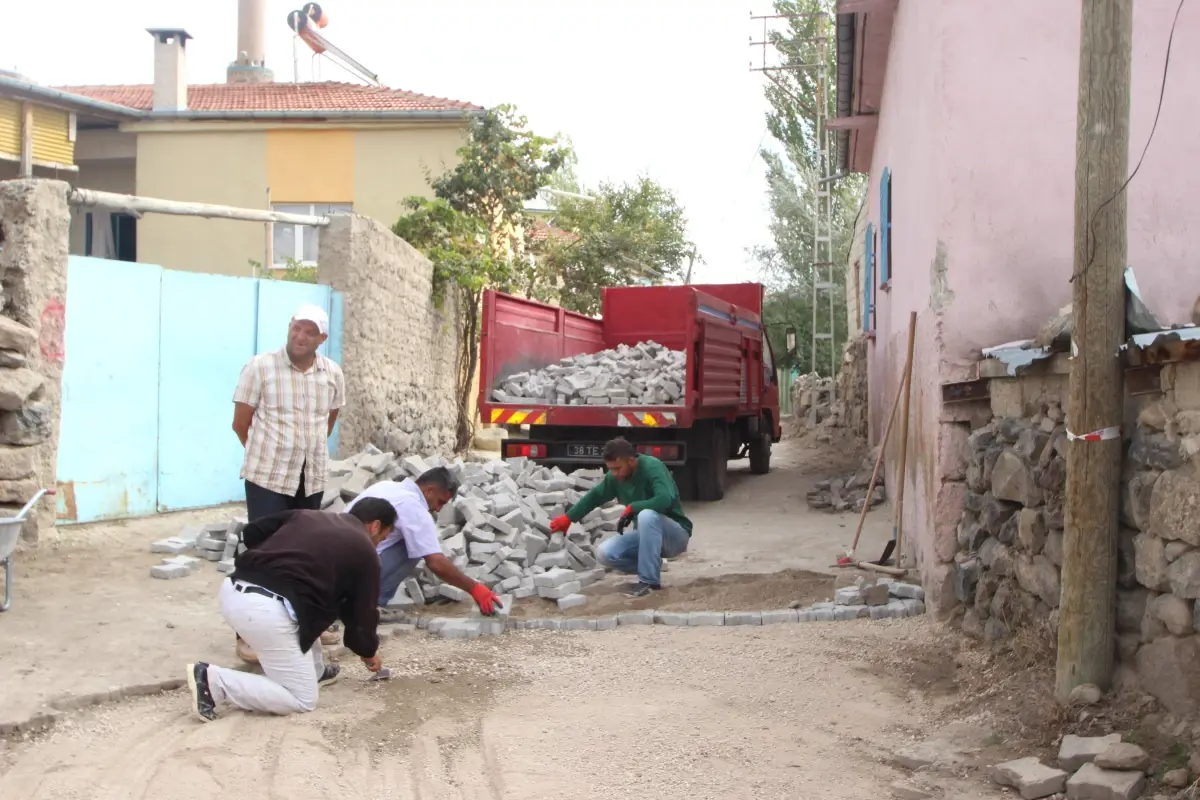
[378,540,420,607]
[596,509,690,587]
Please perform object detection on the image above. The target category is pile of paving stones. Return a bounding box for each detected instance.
[992,729,1170,799]
[149,520,244,579]
[806,576,925,621]
[149,447,626,613]
[490,341,686,406]
[327,446,624,611]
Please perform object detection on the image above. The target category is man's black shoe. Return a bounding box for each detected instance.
[318,664,341,686]
[186,662,218,722]
[622,582,661,598]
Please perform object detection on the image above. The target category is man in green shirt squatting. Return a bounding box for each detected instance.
[549,437,693,598]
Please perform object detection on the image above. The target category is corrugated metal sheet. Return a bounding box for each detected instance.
[31,104,73,166]
[0,98,20,159]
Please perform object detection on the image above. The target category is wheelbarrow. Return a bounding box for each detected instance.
[0,488,56,612]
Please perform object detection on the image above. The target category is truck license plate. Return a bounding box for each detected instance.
[567,444,603,458]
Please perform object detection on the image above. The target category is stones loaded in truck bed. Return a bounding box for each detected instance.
[490,340,686,406]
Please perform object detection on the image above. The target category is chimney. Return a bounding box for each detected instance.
[146,28,192,111]
[227,0,274,84]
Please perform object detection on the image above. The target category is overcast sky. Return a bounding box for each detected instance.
[2,1,781,284]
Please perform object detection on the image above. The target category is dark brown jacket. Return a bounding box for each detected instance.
[231,509,380,657]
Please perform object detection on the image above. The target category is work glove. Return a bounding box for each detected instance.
[549,514,571,534]
[470,583,502,616]
[616,505,636,534]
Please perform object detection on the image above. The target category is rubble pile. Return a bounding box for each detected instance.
[490,341,686,406]
[806,448,886,513]
[991,731,1153,800]
[791,372,836,426]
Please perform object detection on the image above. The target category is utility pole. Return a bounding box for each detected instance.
[1055,0,1132,702]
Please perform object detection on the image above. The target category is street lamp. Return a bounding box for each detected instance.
[786,326,796,354]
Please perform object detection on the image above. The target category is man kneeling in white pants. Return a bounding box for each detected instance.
[186,499,396,721]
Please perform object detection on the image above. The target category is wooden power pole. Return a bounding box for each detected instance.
[1055,0,1132,702]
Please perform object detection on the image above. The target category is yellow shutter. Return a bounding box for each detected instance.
[31,104,74,166]
[0,99,20,160]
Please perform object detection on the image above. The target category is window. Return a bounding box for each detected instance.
[864,222,875,333]
[879,168,892,286]
[271,203,351,266]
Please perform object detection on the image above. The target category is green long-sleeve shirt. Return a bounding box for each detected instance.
[567,455,693,534]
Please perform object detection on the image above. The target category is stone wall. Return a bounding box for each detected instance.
[0,180,68,541]
[318,213,460,460]
[950,361,1200,716]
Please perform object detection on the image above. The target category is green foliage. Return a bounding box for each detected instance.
[431,105,571,242]
[541,176,696,316]
[754,0,865,377]
[392,197,512,306]
[395,105,569,452]
[247,257,318,284]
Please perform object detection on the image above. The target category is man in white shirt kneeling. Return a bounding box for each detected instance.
[345,467,502,615]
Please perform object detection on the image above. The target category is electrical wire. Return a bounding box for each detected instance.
[1072,0,1185,283]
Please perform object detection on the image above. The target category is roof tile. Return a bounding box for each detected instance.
[52,81,480,113]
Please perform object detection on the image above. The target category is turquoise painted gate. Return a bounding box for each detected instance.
[56,257,344,523]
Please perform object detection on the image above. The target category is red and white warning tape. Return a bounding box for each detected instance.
[1066,425,1121,442]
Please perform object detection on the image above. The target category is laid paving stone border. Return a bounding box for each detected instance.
[397,581,928,639]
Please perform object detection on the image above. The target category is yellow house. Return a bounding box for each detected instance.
[7,28,480,275]
[0,69,142,182]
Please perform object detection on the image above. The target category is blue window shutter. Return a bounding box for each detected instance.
[864,222,875,331]
[879,168,891,284]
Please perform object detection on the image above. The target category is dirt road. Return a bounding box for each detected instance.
[1,620,964,800]
[0,436,939,798]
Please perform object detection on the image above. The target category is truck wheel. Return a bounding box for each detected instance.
[749,431,772,475]
[674,465,698,502]
[695,427,728,502]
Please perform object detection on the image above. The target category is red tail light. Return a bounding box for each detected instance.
[505,442,545,459]
[637,444,680,460]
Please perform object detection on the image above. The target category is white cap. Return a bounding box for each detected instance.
[291,303,329,336]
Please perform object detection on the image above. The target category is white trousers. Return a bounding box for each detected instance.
[207,579,324,715]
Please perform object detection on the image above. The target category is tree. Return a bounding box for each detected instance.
[431,104,571,267]
[754,0,865,377]
[540,176,695,316]
[396,105,570,451]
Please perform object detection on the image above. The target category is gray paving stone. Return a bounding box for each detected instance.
[438,584,470,602]
[617,610,655,625]
[1065,762,1145,800]
[761,609,800,624]
[688,611,725,626]
[560,617,597,630]
[538,581,582,600]
[440,620,482,640]
[150,564,189,579]
[890,582,926,601]
[533,567,578,588]
[150,538,191,555]
[1059,734,1122,772]
[556,593,587,611]
[991,757,1068,800]
[655,611,689,626]
[595,615,618,630]
[724,611,762,626]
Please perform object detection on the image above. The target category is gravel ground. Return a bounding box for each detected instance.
[0,618,950,800]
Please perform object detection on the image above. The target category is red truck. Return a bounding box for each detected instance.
[478,283,782,502]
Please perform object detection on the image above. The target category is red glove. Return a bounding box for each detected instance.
[617,505,636,534]
[550,514,571,534]
[470,583,501,616]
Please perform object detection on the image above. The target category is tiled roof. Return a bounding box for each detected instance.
[52,81,480,113]
[529,218,578,245]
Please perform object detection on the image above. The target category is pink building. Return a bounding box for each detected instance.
[837,0,1199,609]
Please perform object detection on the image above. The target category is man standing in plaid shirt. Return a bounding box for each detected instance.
[231,303,345,662]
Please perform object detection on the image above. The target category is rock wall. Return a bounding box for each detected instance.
[837,336,869,440]
[951,362,1200,716]
[318,213,460,459]
[0,180,68,541]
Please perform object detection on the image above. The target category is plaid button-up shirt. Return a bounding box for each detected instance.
[234,348,345,497]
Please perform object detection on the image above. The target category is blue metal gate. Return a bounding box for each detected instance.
[56,257,344,523]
